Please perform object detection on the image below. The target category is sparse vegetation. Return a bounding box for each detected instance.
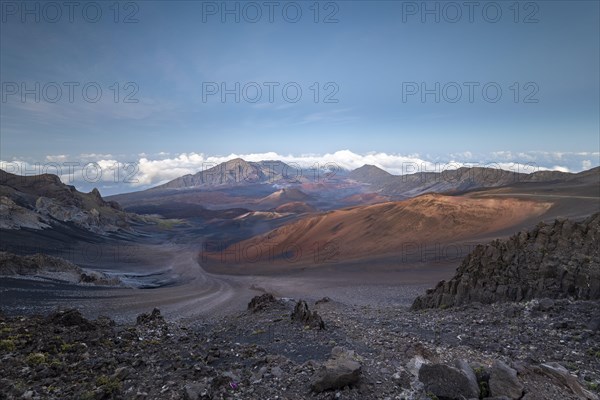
[95,375,122,394]
[479,381,490,398]
[60,343,74,352]
[154,218,185,229]
[0,339,16,352]
[25,352,47,366]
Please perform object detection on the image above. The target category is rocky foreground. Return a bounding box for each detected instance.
[1,294,599,400]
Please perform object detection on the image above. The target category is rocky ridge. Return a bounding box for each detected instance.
[0,170,137,234]
[412,212,600,310]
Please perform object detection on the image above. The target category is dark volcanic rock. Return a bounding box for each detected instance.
[311,347,362,392]
[291,300,325,330]
[315,297,332,305]
[136,308,165,325]
[418,362,480,399]
[412,213,600,309]
[588,317,600,331]
[247,293,277,313]
[47,309,96,331]
[535,363,598,400]
[489,360,524,399]
[183,382,211,400]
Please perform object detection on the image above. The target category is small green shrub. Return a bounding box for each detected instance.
[0,339,16,351]
[26,352,47,366]
[479,381,490,398]
[60,343,74,352]
[96,375,122,394]
[0,326,13,334]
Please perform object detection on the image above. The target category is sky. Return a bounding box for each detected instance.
[1,0,599,194]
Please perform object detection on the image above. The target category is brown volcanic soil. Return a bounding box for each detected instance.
[341,192,391,206]
[463,179,600,221]
[256,188,313,209]
[205,194,553,270]
[274,201,317,214]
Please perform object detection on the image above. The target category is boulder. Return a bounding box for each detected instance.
[455,359,480,396]
[418,362,480,399]
[537,363,599,400]
[311,347,361,392]
[406,355,428,377]
[183,382,211,400]
[489,360,524,399]
[535,298,555,312]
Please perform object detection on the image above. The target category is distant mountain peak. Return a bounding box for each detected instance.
[224,157,250,165]
[151,158,294,190]
[353,164,391,174]
[349,164,393,183]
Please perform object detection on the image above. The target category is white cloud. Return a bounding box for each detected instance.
[79,153,113,160]
[45,154,68,162]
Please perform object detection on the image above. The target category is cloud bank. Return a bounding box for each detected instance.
[1,150,598,195]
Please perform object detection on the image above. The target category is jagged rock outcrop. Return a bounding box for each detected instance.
[46,309,96,331]
[412,213,600,309]
[136,308,165,325]
[247,293,277,313]
[291,300,325,330]
[0,169,135,233]
[0,196,51,229]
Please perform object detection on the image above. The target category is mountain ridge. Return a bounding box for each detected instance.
[115,158,599,201]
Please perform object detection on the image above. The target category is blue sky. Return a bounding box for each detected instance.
[1,1,599,193]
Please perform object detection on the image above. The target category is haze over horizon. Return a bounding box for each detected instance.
[1,149,599,195]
